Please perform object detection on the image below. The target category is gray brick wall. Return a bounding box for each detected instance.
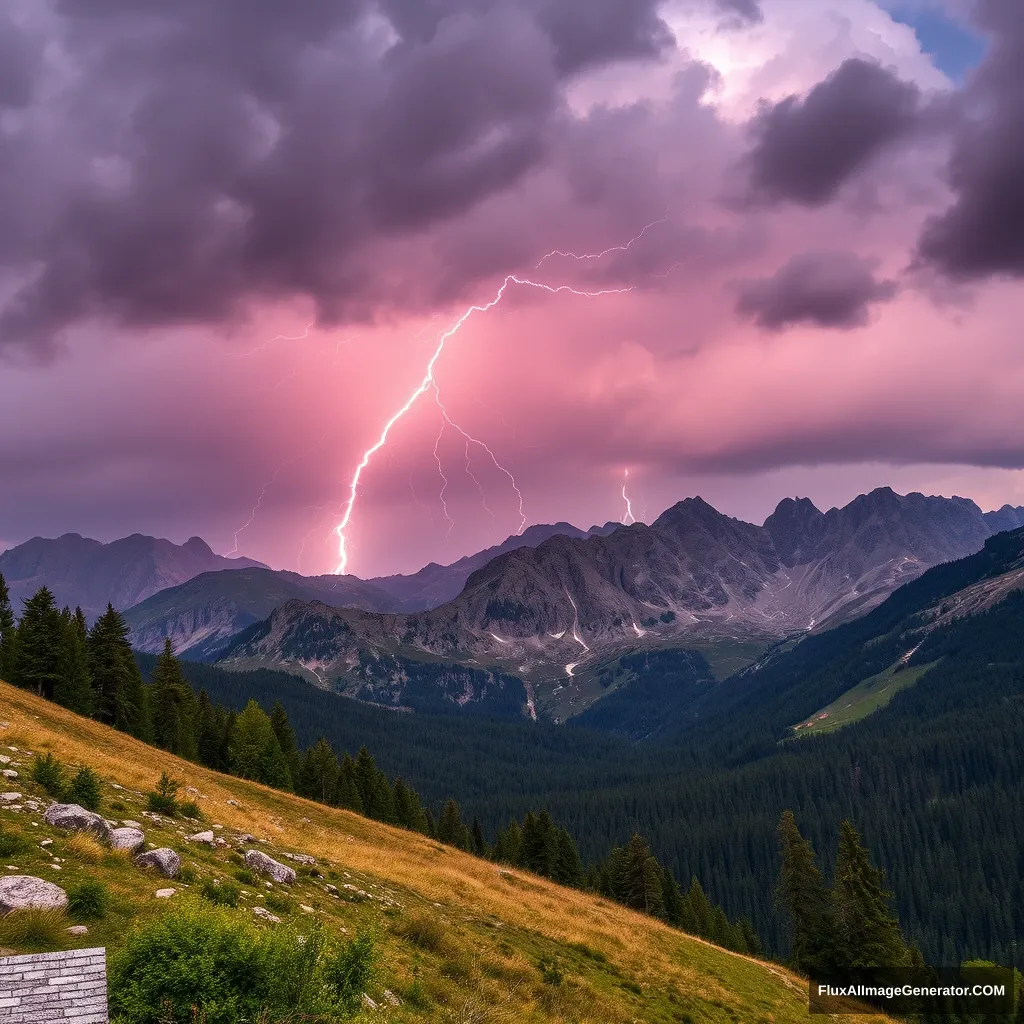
[0,947,108,1023]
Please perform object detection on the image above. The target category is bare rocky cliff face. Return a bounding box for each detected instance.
[218,488,1006,706]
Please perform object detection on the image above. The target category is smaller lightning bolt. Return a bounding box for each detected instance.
[434,387,523,531]
[333,274,632,574]
[432,417,455,539]
[232,321,315,359]
[621,468,636,525]
[535,217,667,270]
[229,426,334,556]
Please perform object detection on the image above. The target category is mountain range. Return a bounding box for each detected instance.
[0,532,265,620]
[217,488,1024,717]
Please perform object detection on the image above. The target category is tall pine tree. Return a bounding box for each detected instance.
[151,639,197,759]
[831,819,910,982]
[776,811,838,976]
[54,606,93,714]
[88,604,150,739]
[14,587,63,699]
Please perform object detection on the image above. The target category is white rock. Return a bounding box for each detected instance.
[383,989,402,1007]
[300,904,314,913]
[0,792,20,803]
[66,924,89,935]
[0,875,68,913]
[43,803,113,843]
[283,852,316,865]
[2,769,17,778]
[362,994,379,1011]
[0,755,9,764]
[111,827,146,854]
[244,849,296,884]
[39,839,53,848]
[111,783,123,790]
[155,888,176,898]
[252,906,281,923]
[122,820,143,829]
[187,830,216,845]
[135,848,181,878]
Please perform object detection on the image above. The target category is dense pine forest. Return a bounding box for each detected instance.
[2,527,1022,973]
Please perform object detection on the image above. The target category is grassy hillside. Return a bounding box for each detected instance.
[0,680,887,1023]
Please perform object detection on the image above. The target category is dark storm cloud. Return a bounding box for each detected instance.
[714,0,762,24]
[0,14,40,109]
[735,251,898,330]
[743,58,921,206]
[0,0,672,354]
[916,0,1024,279]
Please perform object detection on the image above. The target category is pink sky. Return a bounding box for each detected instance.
[1,0,1022,577]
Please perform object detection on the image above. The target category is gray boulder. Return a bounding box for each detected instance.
[244,849,296,884]
[110,827,146,854]
[43,803,113,843]
[135,848,181,878]
[187,830,216,845]
[0,875,68,915]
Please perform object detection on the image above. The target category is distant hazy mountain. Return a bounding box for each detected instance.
[122,567,402,661]
[368,521,619,610]
[983,504,1024,533]
[0,533,265,620]
[121,520,612,658]
[218,488,1004,715]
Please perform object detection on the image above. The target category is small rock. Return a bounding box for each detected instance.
[66,925,89,935]
[48,863,62,871]
[122,819,143,829]
[361,994,379,1011]
[300,904,314,913]
[39,839,53,848]
[111,783,123,790]
[236,833,257,844]
[187,830,216,845]
[283,852,316,865]
[154,888,176,899]
[383,989,402,1007]
[252,906,281,923]
[2,769,17,779]
[43,803,113,843]
[24,800,40,811]
[111,827,146,854]
[226,799,239,807]
[0,792,21,803]
[135,848,181,878]
[244,849,296,885]
[0,755,9,764]
[0,875,68,914]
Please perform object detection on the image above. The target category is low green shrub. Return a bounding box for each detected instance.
[0,824,24,857]
[178,799,201,819]
[108,901,376,1024]
[0,908,66,950]
[67,766,102,811]
[68,878,109,919]
[233,868,257,886]
[264,892,292,916]
[146,773,179,816]
[31,752,65,798]
[199,878,240,908]
[395,911,448,953]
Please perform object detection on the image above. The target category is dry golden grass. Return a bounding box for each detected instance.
[0,680,894,1023]
[64,832,105,863]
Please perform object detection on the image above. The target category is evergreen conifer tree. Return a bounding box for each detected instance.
[54,606,93,715]
[229,700,278,781]
[776,810,837,977]
[14,587,63,698]
[88,604,150,738]
[471,817,487,857]
[298,738,339,803]
[437,799,467,848]
[0,573,17,683]
[269,702,301,784]
[151,639,197,759]
[553,828,583,887]
[334,752,363,813]
[832,819,910,981]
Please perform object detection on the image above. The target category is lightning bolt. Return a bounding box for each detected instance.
[534,217,667,270]
[432,417,455,539]
[332,274,631,575]
[230,426,335,556]
[621,468,636,525]
[232,321,315,359]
